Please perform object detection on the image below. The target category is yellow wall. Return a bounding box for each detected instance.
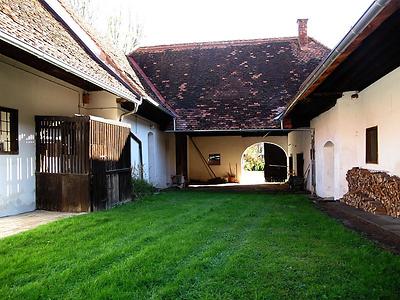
[188,135,288,182]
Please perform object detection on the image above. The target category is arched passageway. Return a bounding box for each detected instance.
[241,143,287,183]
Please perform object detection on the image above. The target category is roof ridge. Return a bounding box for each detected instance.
[135,37,300,52]
[308,36,331,51]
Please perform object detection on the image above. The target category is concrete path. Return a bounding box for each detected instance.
[321,201,400,237]
[0,210,82,239]
[317,200,400,254]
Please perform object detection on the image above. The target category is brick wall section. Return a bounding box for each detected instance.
[297,19,309,48]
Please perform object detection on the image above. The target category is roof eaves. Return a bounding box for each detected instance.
[41,0,142,103]
[283,0,396,119]
[56,0,147,97]
[0,28,139,103]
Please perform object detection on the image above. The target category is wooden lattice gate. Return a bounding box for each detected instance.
[35,116,131,212]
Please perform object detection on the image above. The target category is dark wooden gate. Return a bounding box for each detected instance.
[264,143,288,182]
[35,116,131,212]
[89,119,131,210]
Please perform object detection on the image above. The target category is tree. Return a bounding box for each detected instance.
[106,7,143,54]
[243,143,265,171]
[66,0,143,53]
[66,0,96,25]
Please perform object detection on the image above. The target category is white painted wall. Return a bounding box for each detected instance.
[82,91,120,120]
[188,135,288,182]
[123,114,175,188]
[310,66,400,199]
[0,55,83,217]
[287,130,312,190]
[0,55,174,216]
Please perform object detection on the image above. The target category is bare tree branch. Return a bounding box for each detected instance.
[66,0,96,25]
[66,0,143,53]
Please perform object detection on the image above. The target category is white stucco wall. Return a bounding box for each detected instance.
[0,55,83,217]
[188,135,288,182]
[311,66,400,199]
[123,114,175,188]
[82,91,120,120]
[0,55,174,216]
[287,130,312,190]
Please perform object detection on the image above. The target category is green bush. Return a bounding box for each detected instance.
[132,178,156,199]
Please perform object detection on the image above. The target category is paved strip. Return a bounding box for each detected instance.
[316,200,400,254]
[0,210,83,239]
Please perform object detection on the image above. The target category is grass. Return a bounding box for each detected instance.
[1,191,400,299]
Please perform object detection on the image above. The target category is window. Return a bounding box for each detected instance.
[366,126,378,164]
[0,107,18,154]
[208,153,221,165]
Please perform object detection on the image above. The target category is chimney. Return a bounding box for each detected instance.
[297,19,309,48]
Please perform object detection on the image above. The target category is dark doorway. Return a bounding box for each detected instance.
[264,143,287,182]
[296,153,304,178]
[175,134,188,179]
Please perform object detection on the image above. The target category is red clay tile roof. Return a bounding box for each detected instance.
[128,57,177,116]
[131,37,330,130]
[0,0,146,102]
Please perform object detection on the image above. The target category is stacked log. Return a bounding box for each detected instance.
[342,167,400,218]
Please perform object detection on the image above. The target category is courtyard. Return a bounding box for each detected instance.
[1,190,399,299]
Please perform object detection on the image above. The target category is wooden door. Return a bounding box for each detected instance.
[264,143,287,182]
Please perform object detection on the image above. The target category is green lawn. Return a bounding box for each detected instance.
[1,191,400,299]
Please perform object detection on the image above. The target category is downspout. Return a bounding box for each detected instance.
[119,97,141,122]
[119,98,143,179]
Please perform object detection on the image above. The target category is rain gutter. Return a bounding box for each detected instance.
[282,0,390,118]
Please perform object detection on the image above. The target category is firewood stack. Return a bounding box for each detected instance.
[342,167,400,217]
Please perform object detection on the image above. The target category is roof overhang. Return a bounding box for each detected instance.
[167,128,311,137]
[283,0,400,127]
[120,100,174,130]
[0,29,139,103]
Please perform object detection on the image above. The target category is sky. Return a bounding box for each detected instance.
[98,0,374,49]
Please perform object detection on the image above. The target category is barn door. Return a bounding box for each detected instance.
[264,143,287,182]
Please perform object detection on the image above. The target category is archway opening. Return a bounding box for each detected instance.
[241,143,265,184]
[241,143,288,184]
[323,141,334,198]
